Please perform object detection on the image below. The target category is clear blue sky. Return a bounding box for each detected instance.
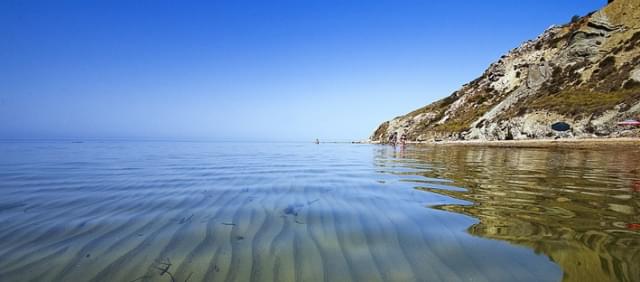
[0,0,605,141]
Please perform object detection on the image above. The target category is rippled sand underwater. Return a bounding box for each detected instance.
[0,142,638,282]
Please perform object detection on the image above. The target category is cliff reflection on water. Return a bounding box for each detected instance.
[392,145,640,282]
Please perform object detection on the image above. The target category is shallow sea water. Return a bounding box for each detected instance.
[0,141,638,281]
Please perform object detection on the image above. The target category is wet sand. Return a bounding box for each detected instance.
[394,137,640,148]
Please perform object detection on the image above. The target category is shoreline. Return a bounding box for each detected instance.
[366,137,640,148]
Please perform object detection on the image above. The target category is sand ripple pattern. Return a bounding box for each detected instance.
[0,142,566,281]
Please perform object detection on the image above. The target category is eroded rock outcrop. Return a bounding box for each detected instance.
[371,0,640,142]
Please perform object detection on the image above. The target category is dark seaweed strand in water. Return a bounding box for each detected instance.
[45,196,184,281]
[175,189,250,281]
[145,193,239,282]
[84,194,211,282]
[219,195,263,282]
[158,183,254,281]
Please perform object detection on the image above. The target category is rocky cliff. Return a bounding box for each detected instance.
[371,0,640,142]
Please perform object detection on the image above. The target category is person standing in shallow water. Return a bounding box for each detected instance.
[400,133,407,146]
[388,132,398,146]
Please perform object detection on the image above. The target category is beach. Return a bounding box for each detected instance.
[369,137,640,148]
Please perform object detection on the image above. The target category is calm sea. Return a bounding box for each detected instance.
[0,141,638,281]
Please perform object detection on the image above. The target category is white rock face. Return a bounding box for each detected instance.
[631,67,640,82]
[370,0,640,143]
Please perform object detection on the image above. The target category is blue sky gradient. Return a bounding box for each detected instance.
[0,0,605,141]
